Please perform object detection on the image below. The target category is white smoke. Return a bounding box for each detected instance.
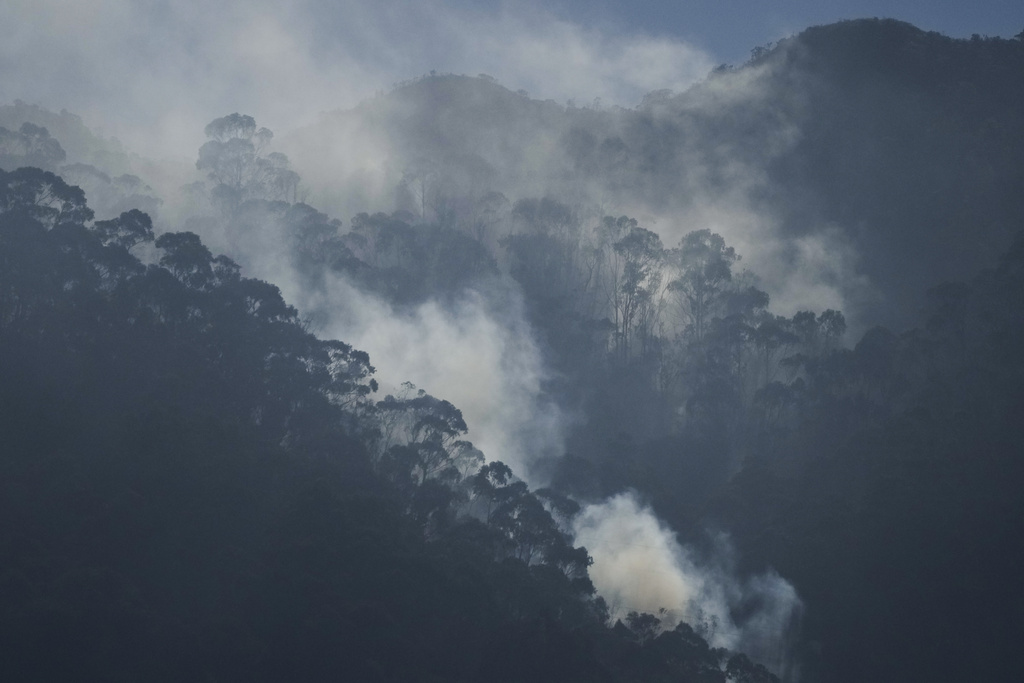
[574,492,702,620]
[286,266,804,677]
[265,249,803,678]
[574,492,802,677]
[296,272,565,479]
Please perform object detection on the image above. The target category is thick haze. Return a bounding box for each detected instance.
[4,0,1017,162]
[1,0,712,161]
[556,0,1023,64]
[7,3,1017,677]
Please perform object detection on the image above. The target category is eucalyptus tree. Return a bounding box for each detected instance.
[668,229,739,345]
[595,215,666,362]
[196,113,300,213]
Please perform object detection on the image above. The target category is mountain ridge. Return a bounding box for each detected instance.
[282,18,1024,330]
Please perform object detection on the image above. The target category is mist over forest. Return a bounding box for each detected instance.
[2,17,1024,683]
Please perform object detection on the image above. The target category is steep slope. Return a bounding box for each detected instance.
[0,167,779,682]
[750,19,1024,325]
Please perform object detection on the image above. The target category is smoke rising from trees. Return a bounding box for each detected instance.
[307,274,568,479]
[5,11,1024,681]
[575,492,803,676]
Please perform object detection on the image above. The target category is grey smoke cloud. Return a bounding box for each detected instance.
[602,58,877,331]
[1,0,713,161]
[635,203,876,332]
[4,0,867,323]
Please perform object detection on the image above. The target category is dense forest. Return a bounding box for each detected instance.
[2,18,1023,682]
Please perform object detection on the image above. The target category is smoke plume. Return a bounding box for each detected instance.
[298,273,566,480]
[574,492,803,677]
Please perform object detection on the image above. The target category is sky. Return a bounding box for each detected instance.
[549,0,1022,64]
[2,0,1020,160]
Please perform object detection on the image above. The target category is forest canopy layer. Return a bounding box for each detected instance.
[2,18,1024,683]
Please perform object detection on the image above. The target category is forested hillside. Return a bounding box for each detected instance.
[2,18,1023,683]
[0,167,781,682]
[285,19,1024,331]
